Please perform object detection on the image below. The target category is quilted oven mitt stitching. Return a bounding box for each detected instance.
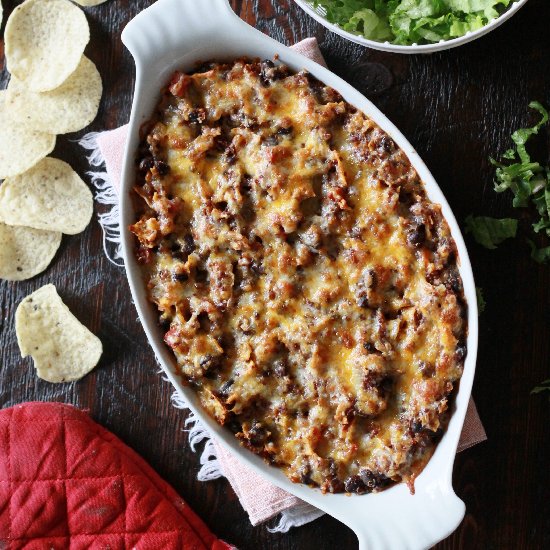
[0,402,231,549]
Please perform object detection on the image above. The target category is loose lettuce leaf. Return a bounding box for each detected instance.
[465,215,517,249]
[490,103,549,208]
[527,240,550,264]
[531,379,550,401]
[313,0,512,45]
[475,286,486,314]
[511,101,548,164]
[488,103,550,260]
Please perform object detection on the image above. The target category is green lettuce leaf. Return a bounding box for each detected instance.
[465,215,517,249]
[511,101,549,164]
[342,8,393,40]
[531,379,550,401]
[475,286,486,314]
[527,240,550,264]
[313,0,512,45]
[489,103,550,260]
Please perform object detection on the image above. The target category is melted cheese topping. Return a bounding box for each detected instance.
[131,59,467,494]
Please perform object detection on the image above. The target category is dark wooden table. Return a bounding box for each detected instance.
[1,1,549,548]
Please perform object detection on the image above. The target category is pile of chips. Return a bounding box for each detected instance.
[0,0,107,382]
[0,0,103,281]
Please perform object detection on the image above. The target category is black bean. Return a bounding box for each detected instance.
[155,160,170,176]
[193,61,217,73]
[249,260,264,276]
[326,477,345,493]
[227,419,242,434]
[363,342,382,355]
[419,361,435,378]
[248,420,268,446]
[214,137,230,153]
[286,232,299,245]
[181,233,194,255]
[398,188,415,206]
[359,469,391,491]
[229,112,258,129]
[344,475,367,494]
[277,125,293,136]
[407,223,426,247]
[240,175,252,193]
[259,59,289,86]
[264,134,279,146]
[303,71,325,101]
[272,358,288,377]
[218,379,234,398]
[241,205,255,223]
[260,59,275,86]
[188,109,206,124]
[138,156,154,172]
[456,343,467,362]
[445,271,462,293]
[410,421,424,434]
[298,465,313,485]
[223,144,237,164]
[343,405,355,425]
[363,374,393,395]
[380,136,395,153]
[366,269,377,289]
[380,376,393,393]
[199,354,220,373]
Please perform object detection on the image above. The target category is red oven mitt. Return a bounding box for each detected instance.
[0,402,232,549]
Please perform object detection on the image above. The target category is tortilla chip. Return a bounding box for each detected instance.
[0,222,61,281]
[0,91,56,179]
[0,157,94,235]
[15,284,102,383]
[5,0,90,92]
[74,0,108,5]
[6,56,103,134]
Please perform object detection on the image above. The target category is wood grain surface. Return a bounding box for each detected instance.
[1,1,549,548]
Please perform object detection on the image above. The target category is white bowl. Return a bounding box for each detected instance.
[120,1,478,548]
[293,0,529,54]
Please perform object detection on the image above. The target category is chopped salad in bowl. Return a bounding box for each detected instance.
[294,0,529,53]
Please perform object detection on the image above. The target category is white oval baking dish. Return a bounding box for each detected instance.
[293,0,529,54]
[120,1,479,548]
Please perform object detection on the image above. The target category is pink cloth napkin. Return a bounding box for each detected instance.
[93,38,486,527]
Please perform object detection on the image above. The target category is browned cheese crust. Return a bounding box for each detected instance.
[131,59,467,495]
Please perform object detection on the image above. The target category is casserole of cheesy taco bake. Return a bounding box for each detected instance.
[130,58,467,495]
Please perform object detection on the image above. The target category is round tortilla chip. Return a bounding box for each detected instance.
[5,0,90,92]
[0,91,56,179]
[15,284,103,383]
[0,157,94,235]
[6,56,103,134]
[73,0,109,5]
[0,222,61,281]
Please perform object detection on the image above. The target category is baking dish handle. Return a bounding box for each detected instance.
[350,488,465,550]
[121,0,244,66]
